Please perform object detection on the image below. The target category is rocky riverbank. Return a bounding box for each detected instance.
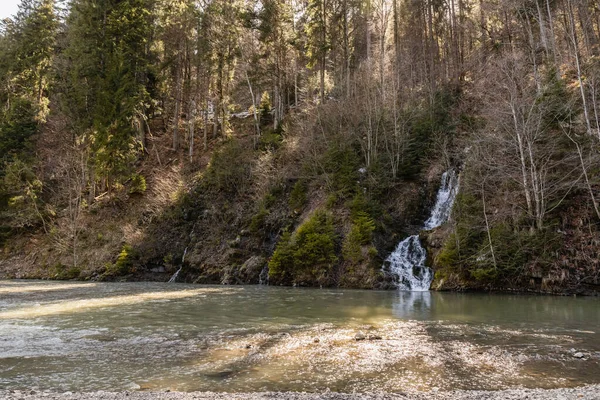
[2,386,600,400]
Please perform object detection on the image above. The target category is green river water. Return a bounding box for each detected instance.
[0,280,599,393]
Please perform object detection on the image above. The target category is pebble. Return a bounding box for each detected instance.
[573,352,585,359]
[354,333,366,341]
[2,386,600,400]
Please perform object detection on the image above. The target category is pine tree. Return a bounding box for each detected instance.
[306,0,330,102]
[63,0,156,188]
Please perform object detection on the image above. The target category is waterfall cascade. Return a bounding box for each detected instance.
[168,247,187,283]
[258,265,269,285]
[384,170,459,291]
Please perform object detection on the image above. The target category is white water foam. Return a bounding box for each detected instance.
[384,170,459,291]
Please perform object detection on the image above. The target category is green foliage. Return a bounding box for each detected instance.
[268,230,293,275]
[436,192,561,286]
[129,173,147,194]
[269,210,337,285]
[201,140,252,195]
[289,180,307,211]
[0,98,37,162]
[0,158,44,229]
[400,88,458,179]
[259,91,273,126]
[0,0,57,121]
[250,206,269,233]
[350,212,376,245]
[538,67,573,129]
[63,0,155,183]
[322,145,361,198]
[305,0,329,70]
[259,130,283,150]
[54,263,81,280]
[343,193,376,264]
[105,244,136,277]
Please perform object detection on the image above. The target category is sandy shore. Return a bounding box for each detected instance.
[2,386,600,400]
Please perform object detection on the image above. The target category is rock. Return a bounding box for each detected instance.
[313,338,320,343]
[241,256,266,276]
[573,352,585,359]
[354,332,366,341]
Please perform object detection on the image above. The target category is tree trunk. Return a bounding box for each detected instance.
[567,0,594,136]
[189,100,196,163]
[173,49,183,151]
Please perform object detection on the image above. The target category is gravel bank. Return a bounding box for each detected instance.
[2,386,600,400]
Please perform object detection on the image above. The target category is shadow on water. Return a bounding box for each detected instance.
[1,281,600,392]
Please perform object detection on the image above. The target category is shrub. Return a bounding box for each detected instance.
[289,180,307,211]
[250,206,268,233]
[268,230,294,277]
[105,244,135,276]
[435,189,561,287]
[129,173,147,194]
[0,158,44,229]
[323,146,361,198]
[201,140,252,195]
[259,91,273,127]
[342,210,375,264]
[54,263,81,280]
[269,210,337,285]
[259,130,283,150]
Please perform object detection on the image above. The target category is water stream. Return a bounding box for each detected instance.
[168,247,187,283]
[384,170,459,291]
[1,281,599,393]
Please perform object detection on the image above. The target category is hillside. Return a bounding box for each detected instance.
[1,0,600,294]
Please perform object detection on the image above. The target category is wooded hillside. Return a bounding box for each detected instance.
[1,0,599,293]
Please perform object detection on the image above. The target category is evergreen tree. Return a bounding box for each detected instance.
[63,0,157,188]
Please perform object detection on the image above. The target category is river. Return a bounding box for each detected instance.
[0,281,599,393]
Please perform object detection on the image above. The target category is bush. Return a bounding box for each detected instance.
[289,180,307,211]
[105,244,135,276]
[0,158,44,229]
[129,173,147,194]
[0,97,37,163]
[259,91,273,127]
[436,191,561,287]
[54,263,81,280]
[201,140,252,195]
[269,210,337,285]
[323,146,361,198]
[259,130,283,150]
[250,206,268,233]
[268,230,294,276]
[342,206,376,264]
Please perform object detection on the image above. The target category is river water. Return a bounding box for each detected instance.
[1,281,599,393]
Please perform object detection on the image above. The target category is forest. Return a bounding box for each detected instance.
[1,0,599,294]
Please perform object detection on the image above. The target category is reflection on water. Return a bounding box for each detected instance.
[392,291,432,319]
[0,280,599,393]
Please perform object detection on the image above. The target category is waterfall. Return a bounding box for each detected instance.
[384,170,459,291]
[168,247,188,283]
[423,170,459,230]
[258,265,269,285]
